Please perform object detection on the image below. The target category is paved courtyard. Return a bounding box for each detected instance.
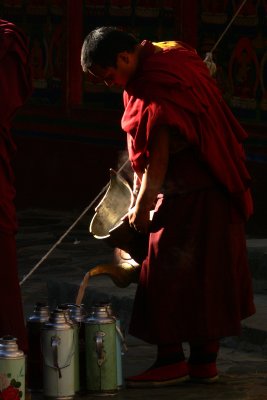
[16,208,267,400]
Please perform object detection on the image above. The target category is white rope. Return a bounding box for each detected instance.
[204,0,248,76]
[19,159,130,286]
[210,0,248,54]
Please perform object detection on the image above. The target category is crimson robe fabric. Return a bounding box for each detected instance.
[0,19,32,352]
[121,41,255,344]
[122,40,253,221]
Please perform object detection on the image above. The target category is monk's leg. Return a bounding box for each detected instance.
[188,340,220,383]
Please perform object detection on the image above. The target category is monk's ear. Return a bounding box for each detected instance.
[118,51,130,64]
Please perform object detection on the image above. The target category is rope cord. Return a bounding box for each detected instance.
[19,159,130,286]
[210,0,248,54]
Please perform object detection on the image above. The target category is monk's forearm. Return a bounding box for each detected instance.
[135,127,169,212]
[136,169,165,211]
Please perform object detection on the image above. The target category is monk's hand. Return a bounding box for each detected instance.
[128,205,150,234]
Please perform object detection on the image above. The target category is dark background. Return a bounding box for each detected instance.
[1,0,266,236]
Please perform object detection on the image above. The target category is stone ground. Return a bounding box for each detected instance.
[17,208,267,399]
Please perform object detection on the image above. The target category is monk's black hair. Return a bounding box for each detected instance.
[81,26,138,71]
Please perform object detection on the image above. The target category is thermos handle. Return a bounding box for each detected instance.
[95,331,106,367]
[51,336,62,378]
[42,332,75,373]
[116,325,128,353]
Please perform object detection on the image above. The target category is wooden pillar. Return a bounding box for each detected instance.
[66,0,83,107]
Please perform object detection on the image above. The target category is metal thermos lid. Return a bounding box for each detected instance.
[43,309,74,330]
[104,303,118,320]
[56,304,72,321]
[0,336,24,359]
[27,302,50,323]
[84,303,115,325]
[92,302,117,320]
[64,303,87,323]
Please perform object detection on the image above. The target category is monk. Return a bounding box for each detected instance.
[81,27,255,387]
[0,19,32,353]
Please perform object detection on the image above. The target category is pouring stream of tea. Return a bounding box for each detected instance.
[76,271,91,306]
[75,264,116,305]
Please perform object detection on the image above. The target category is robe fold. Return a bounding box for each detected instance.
[121,41,255,344]
[122,40,253,221]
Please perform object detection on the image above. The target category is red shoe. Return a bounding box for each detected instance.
[126,361,189,388]
[188,362,219,383]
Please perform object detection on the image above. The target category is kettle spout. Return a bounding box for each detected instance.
[75,253,142,305]
[89,263,140,288]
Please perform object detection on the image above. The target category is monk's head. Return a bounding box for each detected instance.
[81,26,140,88]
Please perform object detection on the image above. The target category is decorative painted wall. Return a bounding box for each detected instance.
[1,1,67,106]
[198,0,267,127]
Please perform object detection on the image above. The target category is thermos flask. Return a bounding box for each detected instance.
[66,303,87,393]
[84,304,117,395]
[105,303,127,390]
[56,304,80,394]
[42,309,75,399]
[0,336,25,400]
[26,302,50,391]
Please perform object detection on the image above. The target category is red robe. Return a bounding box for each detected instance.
[0,19,32,352]
[121,41,255,344]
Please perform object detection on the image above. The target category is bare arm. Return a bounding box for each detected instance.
[132,172,141,198]
[128,126,169,233]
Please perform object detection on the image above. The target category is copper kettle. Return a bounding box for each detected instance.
[88,169,148,287]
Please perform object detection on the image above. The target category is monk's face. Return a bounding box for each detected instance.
[89,51,138,88]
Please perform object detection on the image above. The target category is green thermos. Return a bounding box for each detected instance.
[84,304,117,395]
[105,303,127,390]
[66,303,87,393]
[56,304,80,393]
[42,309,76,399]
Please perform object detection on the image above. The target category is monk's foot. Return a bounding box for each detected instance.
[125,361,189,388]
[188,362,219,384]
